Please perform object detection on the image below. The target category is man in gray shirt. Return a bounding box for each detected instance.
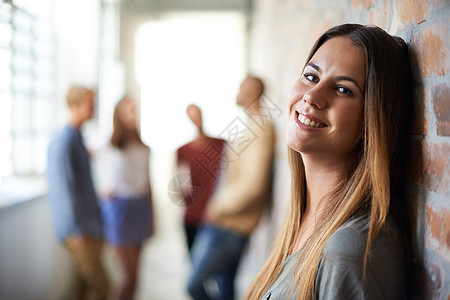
[47,87,109,300]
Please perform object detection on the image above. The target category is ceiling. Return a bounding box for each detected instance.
[119,0,252,13]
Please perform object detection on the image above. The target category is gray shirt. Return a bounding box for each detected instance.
[262,215,407,300]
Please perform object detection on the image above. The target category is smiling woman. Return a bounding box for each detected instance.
[287,36,365,161]
[245,24,414,300]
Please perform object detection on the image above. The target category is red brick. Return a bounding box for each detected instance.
[368,10,377,26]
[407,191,423,235]
[412,97,426,135]
[311,21,333,42]
[423,262,443,300]
[410,50,428,135]
[426,204,450,249]
[365,0,375,9]
[424,204,450,298]
[394,0,428,25]
[413,25,449,77]
[412,140,450,195]
[429,0,448,11]
[351,0,362,10]
[432,83,450,136]
[447,231,450,249]
[423,142,450,195]
[411,139,425,185]
[368,0,390,29]
[382,0,389,27]
[369,9,388,29]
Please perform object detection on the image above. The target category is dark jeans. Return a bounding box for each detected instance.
[187,224,248,300]
[184,223,198,253]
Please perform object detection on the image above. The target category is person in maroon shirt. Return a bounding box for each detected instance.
[177,104,225,253]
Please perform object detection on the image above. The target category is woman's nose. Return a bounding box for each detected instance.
[303,87,328,110]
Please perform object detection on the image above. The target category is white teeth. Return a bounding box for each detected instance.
[297,114,324,128]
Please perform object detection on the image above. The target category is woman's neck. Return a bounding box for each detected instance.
[302,154,351,214]
[292,154,351,253]
[123,130,141,145]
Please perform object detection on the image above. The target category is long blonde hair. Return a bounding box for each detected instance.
[245,24,414,300]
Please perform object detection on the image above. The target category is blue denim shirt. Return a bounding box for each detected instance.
[47,125,103,241]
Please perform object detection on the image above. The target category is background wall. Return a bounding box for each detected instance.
[0,0,101,298]
[53,0,100,128]
[0,197,72,300]
[247,0,450,299]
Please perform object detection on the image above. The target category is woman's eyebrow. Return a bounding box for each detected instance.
[336,76,363,94]
[307,61,364,94]
[306,62,321,72]
[306,62,362,93]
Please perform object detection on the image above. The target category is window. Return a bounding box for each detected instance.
[0,0,55,181]
[135,12,247,152]
[0,2,13,179]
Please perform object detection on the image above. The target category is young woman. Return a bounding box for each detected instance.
[95,96,153,300]
[245,24,414,299]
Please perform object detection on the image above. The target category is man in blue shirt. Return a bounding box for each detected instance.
[47,86,109,300]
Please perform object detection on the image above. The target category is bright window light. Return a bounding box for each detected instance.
[135,12,246,153]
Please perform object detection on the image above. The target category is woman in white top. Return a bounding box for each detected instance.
[96,96,153,300]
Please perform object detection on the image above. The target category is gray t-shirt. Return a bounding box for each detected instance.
[261,215,407,300]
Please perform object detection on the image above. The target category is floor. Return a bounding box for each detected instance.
[134,206,192,300]
[102,152,268,300]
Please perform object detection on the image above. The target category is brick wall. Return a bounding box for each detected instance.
[248,0,450,298]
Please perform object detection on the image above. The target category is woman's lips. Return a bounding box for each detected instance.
[295,111,327,128]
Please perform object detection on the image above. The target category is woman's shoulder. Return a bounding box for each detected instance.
[322,216,369,259]
[323,215,402,259]
[124,142,150,155]
[317,215,408,299]
[93,141,120,157]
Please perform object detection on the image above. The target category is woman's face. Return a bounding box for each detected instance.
[286,37,365,161]
[118,98,137,130]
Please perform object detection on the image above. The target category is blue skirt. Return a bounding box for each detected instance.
[100,194,151,245]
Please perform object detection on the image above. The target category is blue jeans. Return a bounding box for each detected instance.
[187,224,248,300]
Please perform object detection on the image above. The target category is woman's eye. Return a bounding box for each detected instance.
[303,73,318,83]
[337,86,353,96]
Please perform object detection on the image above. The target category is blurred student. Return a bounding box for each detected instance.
[176,104,225,253]
[94,96,153,300]
[187,76,275,300]
[47,86,109,300]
